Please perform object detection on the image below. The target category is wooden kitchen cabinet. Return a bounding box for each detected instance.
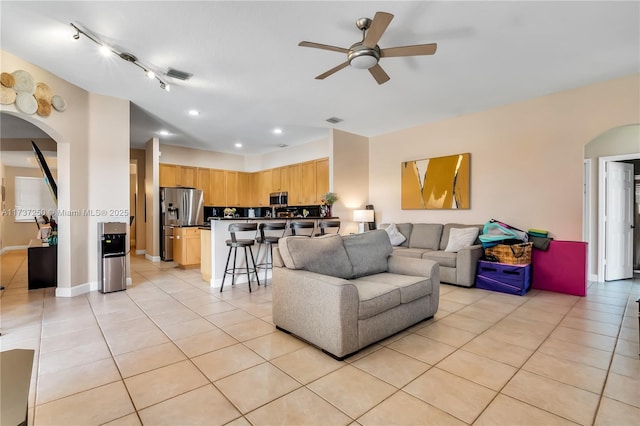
[159,164,179,187]
[173,227,201,267]
[225,171,239,206]
[180,166,197,188]
[160,163,197,188]
[197,168,211,204]
[315,158,329,204]
[238,172,251,206]
[272,168,282,191]
[288,164,303,205]
[301,161,317,205]
[210,169,226,205]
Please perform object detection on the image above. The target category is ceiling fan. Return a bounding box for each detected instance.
[299,11,437,85]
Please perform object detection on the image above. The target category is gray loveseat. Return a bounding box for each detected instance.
[380,223,484,287]
[272,230,440,360]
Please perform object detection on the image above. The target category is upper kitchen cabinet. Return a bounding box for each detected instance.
[197,168,211,204]
[180,166,197,188]
[300,161,317,205]
[159,163,197,188]
[225,171,239,207]
[272,168,282,192]
[159,164,179,187]
[210,169,226,206]
[315,158,329,204]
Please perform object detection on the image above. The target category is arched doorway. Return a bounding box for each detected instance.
[1,111,70,291]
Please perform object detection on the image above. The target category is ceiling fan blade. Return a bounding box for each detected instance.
[315,61,350,80]
[299,41,349,54]
[381,43,438,57]
[369,64,390,85]
[363,12,394,48]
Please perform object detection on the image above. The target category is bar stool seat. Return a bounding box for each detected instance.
[255,222,287,284]
[220,223,260,292]
[290,221,315,237]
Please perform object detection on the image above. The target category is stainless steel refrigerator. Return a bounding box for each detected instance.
[160,187,204,261]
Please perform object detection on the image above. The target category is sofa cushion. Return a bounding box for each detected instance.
[343,230,392,278]
[439,223,483,250]
[422,250,457,268]
[349,280,401,320]
[392,247,433,259]
[382,223,406,246]
[409,224,443,250]
[380,223,412,247]
[353,273,432,304]
[444,227,480,252]
[277,235,353,279]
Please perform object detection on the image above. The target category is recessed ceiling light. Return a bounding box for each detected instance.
[234,143,243,148]
[278,144,288,148]
[188,110,200,116]
[159,130,169,136]
[273,128,283,134]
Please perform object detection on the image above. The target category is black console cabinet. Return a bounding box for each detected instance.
[28,239,57,289]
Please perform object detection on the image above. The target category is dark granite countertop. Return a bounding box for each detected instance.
[199,216,339,229]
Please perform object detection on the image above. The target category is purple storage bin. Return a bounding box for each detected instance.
[476,260,531,296]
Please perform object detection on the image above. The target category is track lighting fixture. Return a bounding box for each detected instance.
[70,22,170,92]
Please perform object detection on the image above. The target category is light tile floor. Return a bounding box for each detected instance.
[1,250,639,425]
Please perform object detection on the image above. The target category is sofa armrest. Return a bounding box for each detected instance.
[388,255,439,279]
[272,267,360,357]
[455,244,484,287]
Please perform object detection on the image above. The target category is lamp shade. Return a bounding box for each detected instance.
[353,209,374,223]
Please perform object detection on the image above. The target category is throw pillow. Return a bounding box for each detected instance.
[382,223,406,246]
[445,227,480,252]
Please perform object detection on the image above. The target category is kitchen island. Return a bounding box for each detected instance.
[200,217,338,287]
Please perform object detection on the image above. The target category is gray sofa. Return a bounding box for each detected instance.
[272,230,440,360]
[380,223,484,287]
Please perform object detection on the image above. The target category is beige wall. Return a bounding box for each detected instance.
[254,136,331,171]
[369,74,640,243]
[332,129,369,234]
[159,144,245,170]
[0,50,130,296]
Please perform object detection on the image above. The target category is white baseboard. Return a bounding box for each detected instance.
[135,249,146,255]
[213,271,270,289]
[56,282,91,298]
[0,245,29,255]
[145,253,161,262]
[588,273,599,282]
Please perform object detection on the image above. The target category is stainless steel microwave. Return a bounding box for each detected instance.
[269,192,288,206]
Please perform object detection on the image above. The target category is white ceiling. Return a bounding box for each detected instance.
[0,1,638,155]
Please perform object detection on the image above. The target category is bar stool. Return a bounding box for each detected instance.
[317,220,341,236]
[220,223,260,293]
[290,221,315,237]
[255,222,287,284]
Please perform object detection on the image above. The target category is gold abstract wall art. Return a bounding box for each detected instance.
[401,153,470,209]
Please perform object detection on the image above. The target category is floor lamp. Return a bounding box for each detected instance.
[353,209,374,234]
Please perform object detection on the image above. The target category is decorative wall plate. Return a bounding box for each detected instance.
[51,94,67,112]
[35,82,53,103]
[15,92,38,114]
[1,72,15,88]
[0,86,17,104]
[37,98,52,117]
[12,70,35,93]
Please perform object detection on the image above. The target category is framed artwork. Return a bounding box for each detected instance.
[401,153,470,209]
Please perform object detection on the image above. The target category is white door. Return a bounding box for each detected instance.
[605,162,634,280]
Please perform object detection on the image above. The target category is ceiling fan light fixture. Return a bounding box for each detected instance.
[348,44,380,69]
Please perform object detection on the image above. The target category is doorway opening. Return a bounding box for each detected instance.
[597,153,640,281]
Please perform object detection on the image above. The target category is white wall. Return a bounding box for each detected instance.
[253,136,332,171]
[369,74,640,242]
[159,144,245,170]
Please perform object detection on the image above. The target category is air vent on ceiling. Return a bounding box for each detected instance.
[166,68,193,81]
[326,117,343,124]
